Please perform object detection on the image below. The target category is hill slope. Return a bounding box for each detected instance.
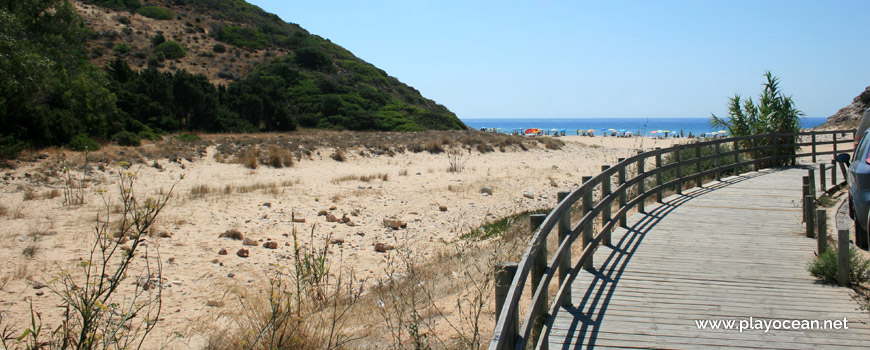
[817,85,870,129]
[0,0,464,157]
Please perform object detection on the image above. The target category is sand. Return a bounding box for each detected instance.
[0,134,680,348]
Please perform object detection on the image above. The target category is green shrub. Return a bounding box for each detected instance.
[138,130,162,141]
[153,41,185,59]
[112,131,141,147]
[213,43,226,53]
[68,134,100,151]
[176,133,200,142]
[808,247,870,286]
[138,6,173,20]
[151,33,165,47]
[217,26,269,50]
[112,43,131,54]
[0,136,26,159]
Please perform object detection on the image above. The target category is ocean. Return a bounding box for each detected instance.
[460,117,828,136]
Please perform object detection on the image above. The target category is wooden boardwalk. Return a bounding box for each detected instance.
[546,167,870,349]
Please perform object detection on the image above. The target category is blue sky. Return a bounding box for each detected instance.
[248,0,869,119]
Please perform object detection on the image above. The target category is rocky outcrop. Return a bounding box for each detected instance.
[817,86,870,129]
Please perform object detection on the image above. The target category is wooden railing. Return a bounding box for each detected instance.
[488,130,857,350]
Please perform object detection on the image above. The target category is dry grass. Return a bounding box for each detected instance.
[190,180,295,199]
[219,229,244,240]
[331,173,389,184]
[331,148,347,162]
[0,205,6,217]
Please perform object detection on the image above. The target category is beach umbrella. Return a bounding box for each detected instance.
[718,130,728,134]
[560,129,567,132]
[619,129,626,132]
[608,128,617,132]
[587,129,595,133]
[625,131,633,134]
[650,131,658,134]
[600,128,608,131]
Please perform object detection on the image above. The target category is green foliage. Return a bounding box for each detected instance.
[112,42,131,53]
[808,247,870,286]
[212,43,226,53]
[0,135,26,159]
[138,5,173,20]
[153,40,185,59]
[176,133,200,142]
[216,25,269,49]
[112,130,141,146]
[138,129,162,141]
[711,72,803,165]
[68,134,100,151]
[461,208,551,240]
[1,0,465,160]
[151,32,165,46]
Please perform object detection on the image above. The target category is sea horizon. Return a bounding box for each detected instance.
[461,117,828,137]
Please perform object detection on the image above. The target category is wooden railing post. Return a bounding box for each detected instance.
[770,134,777,167]
[529,214,547,348]
[674,146,682,195]
[817,209,827,256]
[831,159,837,184]
[838,229,850,286]
[733,140,739,175]
[581,176,594,271]
[833,133,838,160]
[695,143,702,187]
[811,131,817,163]
[617,158,627,227]
[805,195,815,238]
[637,151,646,213]
[654,150,663,203]
[820,163,827,189]
[801,176,810,222]
[601,165,612,246]
[714,142,721,182]
[808,168,816,198]
[494,262,518,349]
[752,137,759,171]
[556,191,571,306]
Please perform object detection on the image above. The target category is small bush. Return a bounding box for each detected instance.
[117,15,131,24]
[113,43,131,53]
[138,130,162,141]
[153,41,185,59]
[219,229,244,240]
[267,146,293,168]
[423,140,444,154]
[213,43,226,53]
[138,6,173,20]
[68,134,101,151]
[22,244,37,258]
[176,133,200,142]
[112,131,141,147]
[808,247,870,286]
[331,149,346,162]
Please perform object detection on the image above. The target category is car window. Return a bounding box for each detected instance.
[855,130,870,161]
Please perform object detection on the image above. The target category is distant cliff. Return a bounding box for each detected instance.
[817,86,870,129]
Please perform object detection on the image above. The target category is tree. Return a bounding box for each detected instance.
[711,71,803,165]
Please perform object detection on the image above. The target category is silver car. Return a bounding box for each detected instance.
[839,109,870,249]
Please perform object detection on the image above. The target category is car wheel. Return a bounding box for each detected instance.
[856,217,869,250]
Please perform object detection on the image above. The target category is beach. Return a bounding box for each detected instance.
[0,132,679,348]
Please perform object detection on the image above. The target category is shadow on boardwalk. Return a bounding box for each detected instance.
[554,169,781,350]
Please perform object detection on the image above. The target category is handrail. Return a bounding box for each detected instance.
[488,129,857,350]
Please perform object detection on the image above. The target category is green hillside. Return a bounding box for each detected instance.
[0,0,465,158]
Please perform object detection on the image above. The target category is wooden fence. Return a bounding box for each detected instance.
[488,130,857,350]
